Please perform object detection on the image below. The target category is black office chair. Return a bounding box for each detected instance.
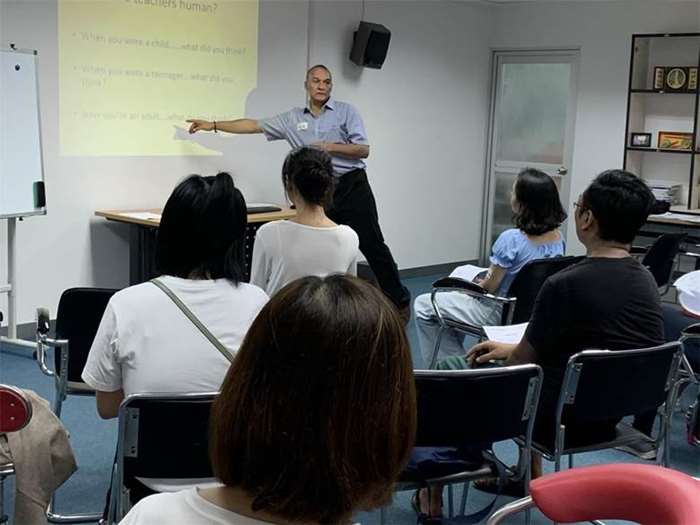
[679,324,700,447]
[530,342,683,472]
[427,256,582,368]
[379,365,543,524]
[35,287,119,523]
[632,233,685,294]
[106,392,217,524]
[36,287,119,417]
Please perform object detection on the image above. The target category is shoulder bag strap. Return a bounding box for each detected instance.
[150,278,234,363]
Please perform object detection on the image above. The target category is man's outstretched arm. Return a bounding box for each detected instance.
[187,118,262,134]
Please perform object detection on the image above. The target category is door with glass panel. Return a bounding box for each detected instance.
[482,51,579,261]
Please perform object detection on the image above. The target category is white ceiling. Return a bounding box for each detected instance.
[475,0,655,3]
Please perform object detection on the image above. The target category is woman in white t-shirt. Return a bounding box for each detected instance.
[82,173,268,419]
[250,146,359,296]
[120,275,416,525]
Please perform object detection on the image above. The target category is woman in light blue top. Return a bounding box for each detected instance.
[414,168,567,367]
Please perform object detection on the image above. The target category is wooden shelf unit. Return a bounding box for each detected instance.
[623,33,700,211]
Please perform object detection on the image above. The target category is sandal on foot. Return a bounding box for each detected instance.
[473,477,526,498]
[410,490,443,524]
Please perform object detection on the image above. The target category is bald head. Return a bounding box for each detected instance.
[305,64,333,106]
[306,64,332,81]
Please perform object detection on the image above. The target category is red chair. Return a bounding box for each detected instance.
[487,464,700,525]
[0,385,33,524]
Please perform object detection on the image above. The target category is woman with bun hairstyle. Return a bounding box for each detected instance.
[250,146,359,296]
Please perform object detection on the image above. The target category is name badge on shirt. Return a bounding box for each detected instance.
[297,122,309,131]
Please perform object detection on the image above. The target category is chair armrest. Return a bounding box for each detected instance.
[630,246,649,255]
[432,277,487,295]
[682,322,700,335]
[35,307,67,378]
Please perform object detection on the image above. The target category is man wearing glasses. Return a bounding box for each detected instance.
[470,170,664,490]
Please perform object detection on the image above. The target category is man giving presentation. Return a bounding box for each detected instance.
[187,64,410,318]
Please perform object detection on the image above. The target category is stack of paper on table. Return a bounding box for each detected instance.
[650,212,700,224]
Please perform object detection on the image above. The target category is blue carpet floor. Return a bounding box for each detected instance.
[1,274,698,524]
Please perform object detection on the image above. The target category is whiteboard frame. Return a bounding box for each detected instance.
[0,47,47,219]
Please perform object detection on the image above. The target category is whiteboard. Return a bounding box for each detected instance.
[0,48,46,218]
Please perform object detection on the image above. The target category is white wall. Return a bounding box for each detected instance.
[1,0,698,324]
[308,0,494,269]
[0,0,308,324]
[0,0,494,324]
[490,0,700,252]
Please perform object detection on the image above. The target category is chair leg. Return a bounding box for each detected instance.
[568,454,574,469]
[663,414,671,468]
[379,506,386,525]
[460,482,469,516]
[447,485,454,519]
[554,424,565,472]
[429,328,445,369]
[0,475,7,525]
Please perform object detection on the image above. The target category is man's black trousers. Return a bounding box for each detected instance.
[326,168,410,309]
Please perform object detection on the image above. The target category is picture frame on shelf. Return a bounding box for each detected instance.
[630,132,652,147]
[658,131,693,151]
[652,66,696,91]
[665,66,689,91]
[689,67,698,91]
[654,67,665,90]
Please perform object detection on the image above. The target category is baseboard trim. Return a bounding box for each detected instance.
[358,260,478,280]
[398,260,478,279]
[0,322,41,344]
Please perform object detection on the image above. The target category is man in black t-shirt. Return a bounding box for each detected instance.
[469,170,664,482]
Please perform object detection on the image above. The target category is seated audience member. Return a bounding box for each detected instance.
[82,173,268,419]
[414,168,566,364]
[468,170,663,491]
[250,146,359,296]
[119,275,417,525]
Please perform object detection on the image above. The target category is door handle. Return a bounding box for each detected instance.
[557,166,568,176]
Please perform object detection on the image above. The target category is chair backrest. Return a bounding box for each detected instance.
[642,233,685,288]
[680,323,700,375]
[505,256,583,324]
[54,287,119,382]
[0,385,33,432]
[529,464,700,525]
[558,342,683,425]
[116,392,216,486]
[414,365,542,447]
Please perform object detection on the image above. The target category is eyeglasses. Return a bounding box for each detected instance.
[573,201,590,214]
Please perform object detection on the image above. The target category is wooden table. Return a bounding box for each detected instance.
[96,207,296,285]
[643,214,700,239]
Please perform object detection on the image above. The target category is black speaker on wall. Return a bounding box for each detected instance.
[350,21,391,69]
